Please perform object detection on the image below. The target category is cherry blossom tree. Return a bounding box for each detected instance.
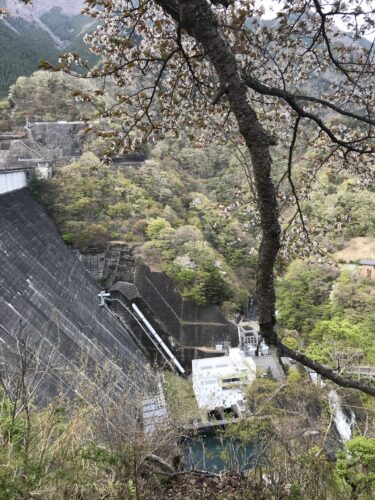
[54,0,375,394]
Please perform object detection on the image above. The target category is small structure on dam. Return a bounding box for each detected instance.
[0,121,83,194]
[0,189,159,417]
[76,244,239,372]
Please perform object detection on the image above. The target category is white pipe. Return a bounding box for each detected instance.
[131,303,185,375]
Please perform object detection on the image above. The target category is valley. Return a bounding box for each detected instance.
[0,1,375,498]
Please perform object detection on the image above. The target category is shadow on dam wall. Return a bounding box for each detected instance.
[77,246,238,356]
[0,189,156,407]
[76,246,238,371]
[134,263,238,349]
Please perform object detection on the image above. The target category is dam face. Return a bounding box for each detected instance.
[0,189,156,406]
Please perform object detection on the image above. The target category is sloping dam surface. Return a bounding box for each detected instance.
[0,189,156,405]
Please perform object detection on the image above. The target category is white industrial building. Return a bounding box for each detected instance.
[192,348,257,412]
[238,321,270,356]
[192,321,285,414]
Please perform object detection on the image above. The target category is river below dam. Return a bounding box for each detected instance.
[183,433,254,473]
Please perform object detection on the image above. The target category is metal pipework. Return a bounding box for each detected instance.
[131,303,185,375]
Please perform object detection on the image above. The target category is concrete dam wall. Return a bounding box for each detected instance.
[135,263,238,349]
[77,243,237,351]
[0,189,156,406]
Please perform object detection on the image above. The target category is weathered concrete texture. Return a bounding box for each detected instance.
[0,122,83,171]
[77,243,136,284]
[75,250,106,281]
[108,288,167,368]
[79,245,238,358]
[29,122,83,159]
[110,282,140,302]
[0,137,46,171]
[0,189,156,404]
[135,263,238,348]
[102,242,136,284]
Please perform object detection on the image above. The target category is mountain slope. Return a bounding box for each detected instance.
[0,0,95,97]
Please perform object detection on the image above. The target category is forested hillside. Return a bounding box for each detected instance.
[0,71,96,128]
[1,0,375,495]
[0,1,96,97]
[3,71,374,320]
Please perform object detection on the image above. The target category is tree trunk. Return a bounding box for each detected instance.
[162,0,280,342]
[156,0,375,397]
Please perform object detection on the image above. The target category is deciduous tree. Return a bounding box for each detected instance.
[51,0,375,393]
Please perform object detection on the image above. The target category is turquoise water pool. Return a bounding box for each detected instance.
[183,433,253,473]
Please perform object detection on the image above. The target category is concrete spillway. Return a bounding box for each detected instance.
[0,189,156,406]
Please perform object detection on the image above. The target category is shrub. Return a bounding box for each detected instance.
[145,217,171,239]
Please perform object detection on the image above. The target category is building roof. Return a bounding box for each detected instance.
[359,259,375,266]
[110,281,140,301]
[192,348,256,410]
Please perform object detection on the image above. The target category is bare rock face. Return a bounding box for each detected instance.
[3,0,84,19]
[27,0,84,17]
[1,0,83,50]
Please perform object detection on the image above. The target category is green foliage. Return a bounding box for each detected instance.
[305,342,331,364]
[287,366,303,384]
[163,372,203,423]
[246,377,280,415]
[166,240,233,305]
[331,269,375,326]
[305,269,375,364]
[0,18,58,98]
[0,389,69,498]
[311,317,362,344]
[311,180,375,239]
[283,336,299,350]
[3,71,97,127]
[65,221,110,249]
[277,262,375,365]
[0,9,98,99]
[146,217,171,239]
[33,152,153,249]
[336,436,375,496]
[276,260,336,333]
[62,233,74,246]
[31,148,250,305]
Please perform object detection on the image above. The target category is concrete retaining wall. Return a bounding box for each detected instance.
[135,263,237,348]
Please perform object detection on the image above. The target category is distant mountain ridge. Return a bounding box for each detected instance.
[0,0,94,97]
[14,0,84,16]
[1,3,371,100]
